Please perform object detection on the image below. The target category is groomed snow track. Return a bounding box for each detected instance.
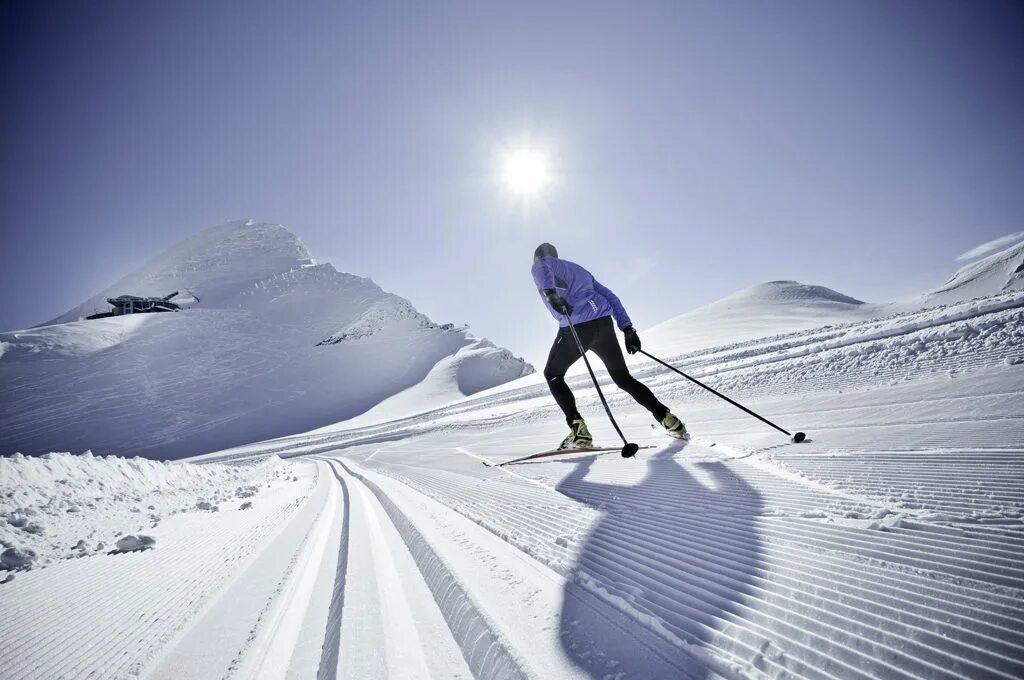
[317,456,524,680]
[348,433,1024,680]
[312,456,700,680]
[3,290,1023,679]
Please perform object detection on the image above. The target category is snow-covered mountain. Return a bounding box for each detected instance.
[645,235,1024,356]
[643,280,878,355]
[918,236,1024,306]
[0,220,532,459]
[3,229,1022,680]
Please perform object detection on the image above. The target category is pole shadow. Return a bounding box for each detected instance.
[554,440,764,679]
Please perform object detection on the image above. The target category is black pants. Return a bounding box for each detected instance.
[543,316,668,425]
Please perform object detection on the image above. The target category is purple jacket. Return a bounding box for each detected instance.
[532,256,632,330]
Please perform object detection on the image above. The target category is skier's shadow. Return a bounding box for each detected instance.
[554,440,764,679]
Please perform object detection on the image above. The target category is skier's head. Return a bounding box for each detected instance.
[533,243,558,262]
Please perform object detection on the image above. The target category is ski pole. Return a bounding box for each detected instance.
[638,349,806,443]
[564,315,640,458]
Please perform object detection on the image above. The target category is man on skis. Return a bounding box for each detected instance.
[531,242,686,450]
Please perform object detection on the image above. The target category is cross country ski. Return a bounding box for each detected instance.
[483,445,656,467]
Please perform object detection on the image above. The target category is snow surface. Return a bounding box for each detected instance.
[956,230,1024,261]
[0,450,296,573]
[0,220,532,459]
[645,237,1024,357]
[644,280,878,356]
[1,234,1023,679]
[922,238,1024,306]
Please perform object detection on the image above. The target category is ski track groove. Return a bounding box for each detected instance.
[7,287,1022,680]
[314,459,351,680]
[355,442,1024,680]
[324,457,530,680]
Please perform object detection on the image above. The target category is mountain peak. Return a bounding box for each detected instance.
[48,220,313,325]
[6,220,533,458]
[725,280,865,306]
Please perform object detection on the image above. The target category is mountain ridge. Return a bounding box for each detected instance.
[1,220,533,458]
[644,235,1024,356]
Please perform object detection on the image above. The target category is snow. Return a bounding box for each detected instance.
[644,279,879,355]
[922,238,1024,305]
[955,230,1024,261]
[1,232,1023,679]
[114,534,156,552]
[645,236,1024,357]
[1,546,36,570]
[321,338,535,429]
[0,220,531,459]
[0,450,295,574]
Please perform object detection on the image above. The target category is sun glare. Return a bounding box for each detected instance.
[501,148,550,196]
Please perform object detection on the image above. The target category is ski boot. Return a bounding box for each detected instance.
[558,418,594,450]
[661,412,688,439]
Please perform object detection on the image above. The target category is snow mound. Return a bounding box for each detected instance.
[728,280,865,306]
[1,546,37,571]
[644,280,875,355]
[115,534,155,553]
[646,237,1024,357]
[0,451,294,573]
[330,338,535,427]
[955,231,1024,261]
[1,220,532,458]
[924,238,1024,306]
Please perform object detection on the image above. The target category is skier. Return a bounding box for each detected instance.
[532,242,686,449]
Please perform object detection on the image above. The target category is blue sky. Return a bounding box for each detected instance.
[2,1,1022,362]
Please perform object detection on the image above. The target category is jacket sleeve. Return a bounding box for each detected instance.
[531,259,555,291]
[593,278,632,330]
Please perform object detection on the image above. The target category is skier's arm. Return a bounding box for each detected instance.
[531,259,555,290]
[592,278,632,330]
[533,260,573,314]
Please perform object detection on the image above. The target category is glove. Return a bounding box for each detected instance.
[623,326,641,354]
[543,289,574,315]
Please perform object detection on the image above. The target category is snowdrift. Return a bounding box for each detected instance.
[0,451,295,573]
[644,280,878,356]
[0,220,532,459]
[920,237,1024,306]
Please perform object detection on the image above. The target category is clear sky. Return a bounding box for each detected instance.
[2,1,1022,363]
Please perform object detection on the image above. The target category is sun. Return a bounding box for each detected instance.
[501,148,550,196]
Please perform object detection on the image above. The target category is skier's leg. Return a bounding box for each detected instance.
[543,329,583,424]
[589,317,669,420]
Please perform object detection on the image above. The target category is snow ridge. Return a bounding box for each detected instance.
[0,451,294,573]
[330,458,529,680]
[1,220,532,458]
[316,296,450,345]
[928,239,1024,303]
[727,280,865,306]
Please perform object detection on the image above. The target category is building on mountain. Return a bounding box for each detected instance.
[86,291,186,320]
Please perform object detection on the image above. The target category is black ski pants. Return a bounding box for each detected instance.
[543,316,668,425]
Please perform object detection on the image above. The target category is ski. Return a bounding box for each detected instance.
[484,445,654,467]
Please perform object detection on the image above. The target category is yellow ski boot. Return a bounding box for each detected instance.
[661,412,688,439]
[558,418,594,450]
